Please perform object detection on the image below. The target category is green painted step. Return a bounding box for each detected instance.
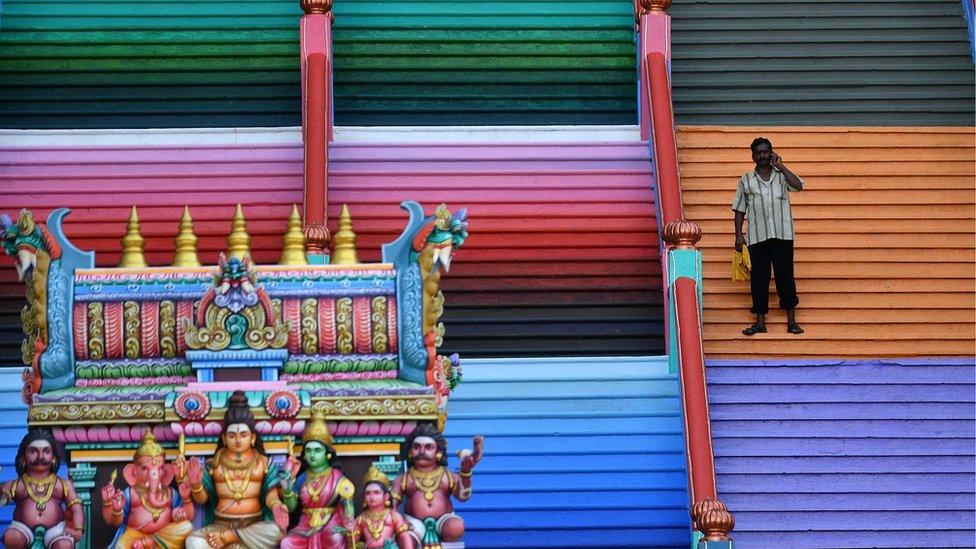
[0,0,637,128]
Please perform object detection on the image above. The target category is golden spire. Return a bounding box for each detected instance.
[119,206,147,268]
[226,204,251,260]
[133,429,165,460]
[279,205,308,266]
[331,204,359,265]
[172,206,201,267]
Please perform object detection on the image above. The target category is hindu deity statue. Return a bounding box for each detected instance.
[101,430,195,549]
[0,428,84,548]
[355,467,412,549]
[179,391,288,549]
[392,424,483,548]
[280,409,357,549]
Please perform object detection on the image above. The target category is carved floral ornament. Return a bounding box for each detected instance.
[300,0,333,16]
[662,219,702,250]
[692,497,735,541]
[639,0,672,13]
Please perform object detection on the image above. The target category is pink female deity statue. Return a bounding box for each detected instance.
[101,430,195,549]
[355,467,412,549]
[0,428,84,548]
[280,410,357,549]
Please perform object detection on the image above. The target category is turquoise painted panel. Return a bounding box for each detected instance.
[0,0,637,128]
[443,356,692,548]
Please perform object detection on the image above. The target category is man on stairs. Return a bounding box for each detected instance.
[732,137,805,336]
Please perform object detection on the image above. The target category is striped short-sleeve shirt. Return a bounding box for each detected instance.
[731,170,802,246]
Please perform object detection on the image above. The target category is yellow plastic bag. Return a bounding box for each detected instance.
[732,246,751,281]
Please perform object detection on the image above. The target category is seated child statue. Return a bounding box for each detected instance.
[355,467,412,549]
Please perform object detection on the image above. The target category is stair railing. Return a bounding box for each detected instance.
[635,1,736,545]
[299,0,335,260]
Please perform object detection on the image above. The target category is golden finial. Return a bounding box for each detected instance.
[280,205,308,266]
[303,408,334,446]
[300,0,333,15]
[363,466,390,489]
[226,204,251,260]
[172,206,201,267]
[331,204,359,265]
[119,206,147,268]
[133,430,165,460]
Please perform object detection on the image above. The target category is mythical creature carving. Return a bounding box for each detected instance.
[183,254,288,352]
[1,210,60,403]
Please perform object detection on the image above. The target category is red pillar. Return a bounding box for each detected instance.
[637,4,671,140]
[300,8,333,227]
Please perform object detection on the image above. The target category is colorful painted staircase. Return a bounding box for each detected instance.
[443,356,692,548]
[707,357,976,548]
[327,130,665,358]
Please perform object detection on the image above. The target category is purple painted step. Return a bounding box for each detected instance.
[707,357,976,549]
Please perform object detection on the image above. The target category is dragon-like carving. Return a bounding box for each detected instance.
[1,210,61,403]
[183,253,288,351]
[417,204,468,401]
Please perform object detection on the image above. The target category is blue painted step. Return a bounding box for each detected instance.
[443,356,692,548]
[0,367,29,527]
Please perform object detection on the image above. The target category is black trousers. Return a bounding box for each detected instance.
[747,238,799,315]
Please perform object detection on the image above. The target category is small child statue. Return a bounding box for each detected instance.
[355,467,411,549]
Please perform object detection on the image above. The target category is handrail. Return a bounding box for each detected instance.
[645,52,684,227]
[299,1,334,259]
[637,3,735,544]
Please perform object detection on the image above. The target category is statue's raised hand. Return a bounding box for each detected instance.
[459,435,484,473]
[185,457,203,487]
[101,481,123,512]
[177,480,192,502]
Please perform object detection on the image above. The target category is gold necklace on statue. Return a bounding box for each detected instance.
[304,469,330,501]
[22,474,56,512]
[217,451,259,501]
[409,466,444,503]
[363,509,389,541]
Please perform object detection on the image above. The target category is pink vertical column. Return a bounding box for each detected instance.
[300,0,334,231]
[637,1,672,140]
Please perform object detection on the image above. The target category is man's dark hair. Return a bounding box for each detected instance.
[217,390,266,455]
[751,137,772,152]
[16,428,62,476]
[403,423,448,467]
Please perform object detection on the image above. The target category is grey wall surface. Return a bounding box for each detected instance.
[669,0,976,125]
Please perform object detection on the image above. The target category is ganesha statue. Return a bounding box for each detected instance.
[101,430,195,549]
[392,424,483,548]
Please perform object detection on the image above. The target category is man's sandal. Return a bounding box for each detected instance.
[742,324,766,336]
[787,323,804,335]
